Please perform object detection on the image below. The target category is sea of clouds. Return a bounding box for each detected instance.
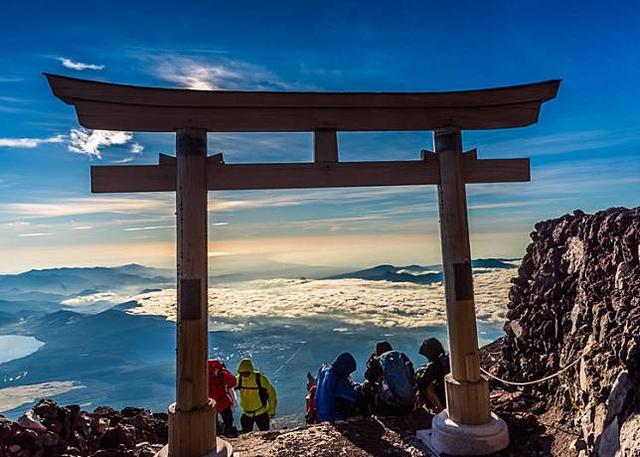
[125,268,515,328]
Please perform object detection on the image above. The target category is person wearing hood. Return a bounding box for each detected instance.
[414,337,450,413]
[208,359,237,436]
[315,352,364,423]
[235,358,277,432]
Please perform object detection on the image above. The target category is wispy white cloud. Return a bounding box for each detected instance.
[68,128,142,159]
[110,157,134,164]
[56,57,105,71]
[124,225,174,232]
[0,135,65,148]
[209,187,426,213]
[151,55,293,91]
[1,221,30,230]
[61,292,123,307]
[476,129,640,157]
[0,76,24,83]
[6,197,172,218]
[17,232,51,237]
[0,96,25,103]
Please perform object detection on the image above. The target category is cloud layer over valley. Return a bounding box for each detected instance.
[127,268,515,328]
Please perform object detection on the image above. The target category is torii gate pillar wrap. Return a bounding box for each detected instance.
[434,128,490,424]
[168,128,217,457]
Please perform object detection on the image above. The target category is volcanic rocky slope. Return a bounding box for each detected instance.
[0,400,167,457]
[496,207,640,456]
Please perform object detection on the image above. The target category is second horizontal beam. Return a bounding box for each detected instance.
[90,158,529,193]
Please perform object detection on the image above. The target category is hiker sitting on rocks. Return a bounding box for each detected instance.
[208,359,238,437]
[414,338,450,413]
[363,341,415,415]
[235,358,277,433]
[315,352,365,423]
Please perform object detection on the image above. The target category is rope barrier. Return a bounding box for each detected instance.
[272,342,307,377]
[480,347,590,387]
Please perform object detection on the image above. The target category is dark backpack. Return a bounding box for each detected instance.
[378,351,415,407]
[237,373,269,408]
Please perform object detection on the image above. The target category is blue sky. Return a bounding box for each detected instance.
[0,0,639,273]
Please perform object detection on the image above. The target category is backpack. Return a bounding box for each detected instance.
[237,373,269,408]
[378,351,415,407]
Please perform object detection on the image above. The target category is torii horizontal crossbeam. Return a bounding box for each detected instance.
[90,157,530,193]
[45,73,560,132]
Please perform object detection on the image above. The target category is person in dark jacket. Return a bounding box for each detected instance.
[364,341,415,415]
[315,352,363,423]
[364,341,393,386]
[414,338,450,413]
[208,359,237,436]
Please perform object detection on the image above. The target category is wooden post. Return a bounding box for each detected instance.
[313,129,338,162]
[434,128,491,425]
[168,128,217,457]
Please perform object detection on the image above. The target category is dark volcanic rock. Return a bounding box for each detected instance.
[497,207,640,457]
[0,401,167,457]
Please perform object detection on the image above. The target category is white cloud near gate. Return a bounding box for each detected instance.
[56,57,105,71]
[0,135,65,148]
[69,128,143,159]
[151,55,294,91]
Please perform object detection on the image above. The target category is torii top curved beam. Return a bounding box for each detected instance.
[45,73,560,132]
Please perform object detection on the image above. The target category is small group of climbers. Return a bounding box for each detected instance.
[206,336,448,434]
[206,357,277,437]
[306,337,449,424]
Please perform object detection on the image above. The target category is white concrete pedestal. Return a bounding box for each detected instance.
[429,410,509,456]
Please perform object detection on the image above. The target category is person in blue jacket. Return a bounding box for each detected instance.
[315,352,364,422]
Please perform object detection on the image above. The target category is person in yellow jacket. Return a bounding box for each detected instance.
[235,358,277,432]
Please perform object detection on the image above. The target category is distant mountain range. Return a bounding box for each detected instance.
[0,264,173,301]
[325,258,518,285]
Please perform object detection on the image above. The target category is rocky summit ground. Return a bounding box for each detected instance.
[0,399,577,457]
[494,207,640,457]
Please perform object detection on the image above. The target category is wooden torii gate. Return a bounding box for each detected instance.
[46,74,559,457]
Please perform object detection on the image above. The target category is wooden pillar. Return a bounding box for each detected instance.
[434,128,491,425]
[169,128,217,457]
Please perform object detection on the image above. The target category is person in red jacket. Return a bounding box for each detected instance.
[208,359,237,436]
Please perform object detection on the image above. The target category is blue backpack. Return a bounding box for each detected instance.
[378,351,415,407]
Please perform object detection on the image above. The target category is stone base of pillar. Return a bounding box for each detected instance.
[161,400,231,457]
[444,374,491,424]
[155,440,232,457]
[430,410,509,456]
